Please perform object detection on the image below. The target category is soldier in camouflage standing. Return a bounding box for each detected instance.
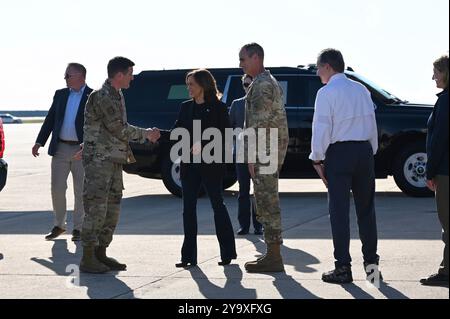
[238,43,289,272]
[77,57,160,273]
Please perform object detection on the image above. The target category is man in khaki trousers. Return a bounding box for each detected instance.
[33,63,92,241]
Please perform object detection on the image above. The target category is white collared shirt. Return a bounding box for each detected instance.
[59,85,86,141]
[309,74,378,161]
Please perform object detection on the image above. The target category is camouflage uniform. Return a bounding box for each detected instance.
[244,70,289,245]
[82,80,147,247]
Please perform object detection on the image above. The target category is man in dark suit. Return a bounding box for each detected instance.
[229,74,263,236]
[32,63,92,242]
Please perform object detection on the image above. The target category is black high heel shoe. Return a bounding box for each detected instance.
[175,262,197,268]
[218,259,232,266]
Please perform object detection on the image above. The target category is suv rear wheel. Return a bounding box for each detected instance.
[161,155,206,198]
[161,155,183,197]
[392,142,433,197]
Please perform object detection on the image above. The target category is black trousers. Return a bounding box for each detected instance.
[325,141,379,268]
[236,162,262,231]
[180,165,237,264]
[435,175,449,276]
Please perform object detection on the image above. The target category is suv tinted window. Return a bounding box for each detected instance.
[125,75,186,113]
[225,75,305,108]
[274,75,307,107]
[167,85,190,100]
[224,76,245,106]
[306,76,325,108]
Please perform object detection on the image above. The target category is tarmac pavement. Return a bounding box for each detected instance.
[0,124,448,299]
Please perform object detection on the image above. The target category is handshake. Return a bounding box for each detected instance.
[146,127,161,143]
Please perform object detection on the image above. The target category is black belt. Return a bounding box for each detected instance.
[334,140,368,145]
[58,138,80,145]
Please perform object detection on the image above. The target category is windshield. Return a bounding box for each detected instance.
[347,71,406,103]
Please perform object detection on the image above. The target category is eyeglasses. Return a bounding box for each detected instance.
[64,73,81,79]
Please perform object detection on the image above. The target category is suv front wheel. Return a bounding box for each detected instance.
[392,142,433,197]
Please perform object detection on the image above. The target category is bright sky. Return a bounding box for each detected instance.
[1,0,448,110]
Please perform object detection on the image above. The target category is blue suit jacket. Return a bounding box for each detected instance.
[36,86,92,156]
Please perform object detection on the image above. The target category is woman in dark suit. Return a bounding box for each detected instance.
[173,69,237,268]
[421,54,449,286]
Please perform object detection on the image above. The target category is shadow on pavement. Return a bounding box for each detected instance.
[31,239,82,274]
[30,239,136,299]
[341,280,409,299]
[79,272,137,299]
[238,239,320,298]
[245,238,409,299]
[0,192,439,241]
[341,283,375,299]
[378,282,410,299]
[243,238,320,274]
[270,272,320,299]
[282,244,320,274]
[187,265,257,299]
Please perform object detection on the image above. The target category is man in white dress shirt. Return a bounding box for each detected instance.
[309,49,381,284]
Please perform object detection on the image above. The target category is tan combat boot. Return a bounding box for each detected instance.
[80,246,110,273]
[245,243,285,273]
[245,251,266,267]
[95,246,127,271]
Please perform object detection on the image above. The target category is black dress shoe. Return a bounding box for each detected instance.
[175,262,197,268]
[218,255,237,266]
[254,228,263,235]
[45,226,66,240]
[237,228,249,235]
[322,266,353,284]
[420,273,449,286]
[71,230,81,242]
[218,259,232,266]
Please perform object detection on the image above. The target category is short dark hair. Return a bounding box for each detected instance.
[67,63,86,78]
[317,49,345,73]
[107,56,135,78]
[241,43,264,60]
[186,69,221,105]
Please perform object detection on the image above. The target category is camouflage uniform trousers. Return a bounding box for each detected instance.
[252,164,282,245]
[81,159,123,247]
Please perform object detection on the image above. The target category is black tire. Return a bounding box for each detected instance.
[392,142,433,197]
[161,155,205,198]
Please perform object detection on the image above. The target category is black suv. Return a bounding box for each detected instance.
[122,66,433,198]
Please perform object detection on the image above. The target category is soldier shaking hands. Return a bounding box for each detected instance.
[78,57,160,273]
